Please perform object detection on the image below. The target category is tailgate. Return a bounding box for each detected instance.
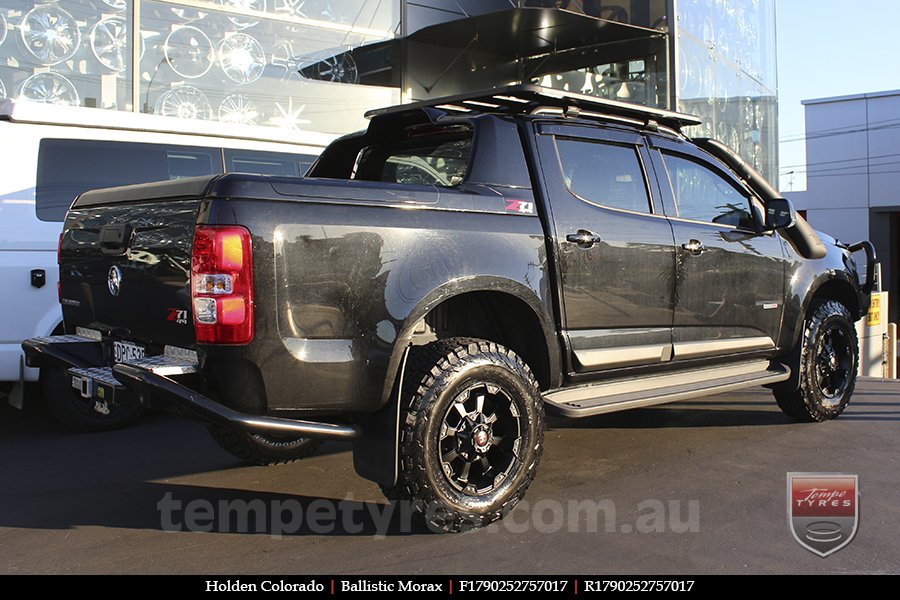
[60,180,210,351]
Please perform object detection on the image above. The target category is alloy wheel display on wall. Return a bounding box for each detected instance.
[218,93,258,124]
[274,0,311,18]
[0,0,395,133]
[89,16,127,72]
[154,85,212,119]
[101,0,127,11]
[217,32,265,84]
[19,5,82,65]
[676,0,777,181]
[219,0,267,29]
[164,26,215,79]
[0,10,8,49]
[17,71,79,106]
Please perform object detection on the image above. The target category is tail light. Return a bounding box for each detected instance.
[191,225,254,344]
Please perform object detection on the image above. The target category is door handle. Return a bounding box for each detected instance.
[566,230,602,249]
[682,239,706,255]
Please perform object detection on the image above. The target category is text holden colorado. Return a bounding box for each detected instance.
[206,580,324,592]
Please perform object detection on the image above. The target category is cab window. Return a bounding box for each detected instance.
[660,152,755,229]
[353,126,472,187]
[555,138,652,214]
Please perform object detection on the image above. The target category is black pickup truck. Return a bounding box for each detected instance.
[25,85,875,532]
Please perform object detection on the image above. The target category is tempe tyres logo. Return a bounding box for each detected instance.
[787,473,858,557]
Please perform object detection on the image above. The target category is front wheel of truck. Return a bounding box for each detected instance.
[208,426,321,466]
[382,338,545,533]
[41,367,144,432]
[773,300,859,422]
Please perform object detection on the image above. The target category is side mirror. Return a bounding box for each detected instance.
[765,197,796,231]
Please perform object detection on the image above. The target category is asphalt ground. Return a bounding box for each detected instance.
[1,378,897,574]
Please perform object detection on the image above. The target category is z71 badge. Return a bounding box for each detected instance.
[167,308,189,325]
[505,199,535,215]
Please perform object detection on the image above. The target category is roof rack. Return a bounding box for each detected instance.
[365,84,702,131]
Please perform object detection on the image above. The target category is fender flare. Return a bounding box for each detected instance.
[378,275,560,406]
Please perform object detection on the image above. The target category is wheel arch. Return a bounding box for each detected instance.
[358,277,558,490]
[780,271,861,354]
[379,276,561,407]
[774,274,861,393]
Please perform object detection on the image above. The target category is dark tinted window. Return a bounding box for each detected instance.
[167,150,216,178]
[224,149,317,177]
[661,152,755,228]
[556,138,651,214]
[36,139,223,222]
[355,128,472,187]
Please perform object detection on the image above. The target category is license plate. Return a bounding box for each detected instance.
[113,340,145,363]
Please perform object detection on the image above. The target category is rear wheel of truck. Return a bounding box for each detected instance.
[774,300,858,422]
[383,338,545,533]
[41,367,143,432]
[208,426,321,466]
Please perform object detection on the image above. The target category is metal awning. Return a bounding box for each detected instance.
[405,6,666,59]
[298,6,668,97]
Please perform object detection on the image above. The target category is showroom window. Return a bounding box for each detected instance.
[0,1,401,136]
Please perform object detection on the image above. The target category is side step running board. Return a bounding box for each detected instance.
[544,360,790,418]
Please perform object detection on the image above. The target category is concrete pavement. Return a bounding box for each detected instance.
[1,379,897,574]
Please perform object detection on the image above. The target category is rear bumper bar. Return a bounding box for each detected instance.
[22,335,102,370]
[113,363,359,441]
[22,335,359,442]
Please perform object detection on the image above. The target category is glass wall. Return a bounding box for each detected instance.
[521,0,670,107]
[403,0,671,107]
[0,1,777,176]
[0,0,401,134]
[1,1,134,110]
[675,0,778,183]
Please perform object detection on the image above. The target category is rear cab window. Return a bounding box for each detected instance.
[352,124,473,187]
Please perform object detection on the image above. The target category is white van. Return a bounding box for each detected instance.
[0,100,331,420]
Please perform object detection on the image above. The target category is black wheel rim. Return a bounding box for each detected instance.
[438,382,525,495]
[814,324,853,405]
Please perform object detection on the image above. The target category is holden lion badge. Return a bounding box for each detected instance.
[108,265,123,297]
[787,472,858,557]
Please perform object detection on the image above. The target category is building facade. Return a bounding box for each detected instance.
[786,89,900,322]
[0,0,777,179]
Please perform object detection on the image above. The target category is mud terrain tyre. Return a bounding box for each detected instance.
[208,426,321,466]
[774,301,858,422]
[383,338,545,533]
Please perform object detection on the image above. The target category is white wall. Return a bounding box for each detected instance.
[790,91,900,243]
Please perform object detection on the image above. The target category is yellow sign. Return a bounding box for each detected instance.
[867,294,881,327]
